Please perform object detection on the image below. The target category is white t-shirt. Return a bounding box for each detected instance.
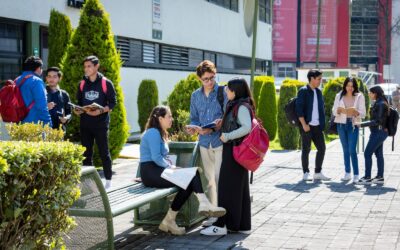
[309,88,320,126]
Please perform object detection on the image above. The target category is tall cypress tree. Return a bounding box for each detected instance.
[256,76,277,141]
[137,79,158,132]
[60,0,129,163]
[48,9,72,68]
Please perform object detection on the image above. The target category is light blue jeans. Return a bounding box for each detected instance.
[337,119,359,175]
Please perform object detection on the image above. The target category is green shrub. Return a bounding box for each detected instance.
[0,124,84,249]
[253,77,264,111]
[6,122,64,142]
[256,76,277,140]
[322,77,345,132]
[170,109,197,142]
[356,78,370,119]
[60,0,129,165]
[137,79,158,132]
[48,9,72,68]
[167,73,202,133]
[277,79,305,149]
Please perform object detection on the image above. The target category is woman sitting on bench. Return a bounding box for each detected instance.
[139,105,226,235]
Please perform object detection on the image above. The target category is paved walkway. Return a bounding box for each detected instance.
[101,130,400,249]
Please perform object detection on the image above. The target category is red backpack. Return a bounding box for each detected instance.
[0,74,34,123]
[232,104,269,173]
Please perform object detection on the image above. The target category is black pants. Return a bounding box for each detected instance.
[81,126,112,180]
[214,142,251,231]
[140,162,203,211]
[300,125,326,173]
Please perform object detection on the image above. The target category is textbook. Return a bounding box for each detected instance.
[185,122,217,131]
[161,167,198,190]
[68,102,104,113]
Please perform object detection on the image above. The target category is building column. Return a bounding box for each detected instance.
[26,22,40,57]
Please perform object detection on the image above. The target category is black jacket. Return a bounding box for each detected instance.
[360,98,388,129]
[76,73,117,128]
[46,86,72,130]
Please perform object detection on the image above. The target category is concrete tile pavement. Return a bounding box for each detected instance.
[99,129,400,249]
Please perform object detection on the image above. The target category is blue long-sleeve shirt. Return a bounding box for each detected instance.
[18,71,52,126]
[140,128,171,168]
[189,83,227,148]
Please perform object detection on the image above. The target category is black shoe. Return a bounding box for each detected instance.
[372,176,384,184]
[356,176,372,185]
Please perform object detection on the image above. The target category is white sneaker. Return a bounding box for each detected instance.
[202,217,218,227]
[353,175,359,183]
[313,173,331,181]
[105,180,112,190]
[303,172,312,181]
[200,225,227,236]
[341,173,352,181]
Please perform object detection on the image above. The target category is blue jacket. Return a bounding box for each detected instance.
[18,71,52,126]
[295,84,325,130]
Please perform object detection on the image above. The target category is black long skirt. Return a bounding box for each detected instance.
[213,142,251,231]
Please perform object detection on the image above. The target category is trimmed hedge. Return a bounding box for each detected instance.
[253,77,264,111]
[167,73,202,135]
[256,76,277,140]
[278,79,306,149]
[48,9,72,68]
[60,0,129,165]
[322,77,345,132]
[0,124,84,249]
[137,79,158,132]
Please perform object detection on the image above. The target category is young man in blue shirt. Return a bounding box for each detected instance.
[187,60,226,227]
[18,56,52,126]
[296,69,330,181]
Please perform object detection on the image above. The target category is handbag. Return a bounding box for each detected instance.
[328,115,337,134]
[232,105,269,172]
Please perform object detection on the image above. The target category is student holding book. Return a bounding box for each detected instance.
[139,105,226,235]
[332,77,366,183]
[73,55,116,190]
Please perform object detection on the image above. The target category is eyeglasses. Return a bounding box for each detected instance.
[201,75,216,83]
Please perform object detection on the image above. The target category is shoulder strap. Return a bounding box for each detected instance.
[80,77,107,94]
[80,80,85,92]
[101,77,107,94]
[233,103,254,119]
[217,85,224,112]
[16,74,33,88]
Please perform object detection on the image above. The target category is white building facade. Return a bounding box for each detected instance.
[0,0,272,132]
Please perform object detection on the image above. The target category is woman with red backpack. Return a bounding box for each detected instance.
[201,78,254,236]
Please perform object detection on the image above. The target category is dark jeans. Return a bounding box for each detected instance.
[140,161,203,211]
[300,125,326,174]
[337,119,359,175]
[81,126,112,180]
[364,128,388,178]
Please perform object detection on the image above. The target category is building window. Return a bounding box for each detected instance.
[0,19,24,82]
[160,45,188,66]
[205,0,239,12]
[273,63,296,78]
[259,0,271,24]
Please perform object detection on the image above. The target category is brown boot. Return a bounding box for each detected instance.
[196,193,226,217]
[158,208,186,235]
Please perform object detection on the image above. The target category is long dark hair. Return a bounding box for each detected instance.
[340,77,359,99]
[222,78,255,122]
[369,85,388,104]
[145,105,170,141]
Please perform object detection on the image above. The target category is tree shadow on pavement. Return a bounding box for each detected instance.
[275,180,320,193]
[364,185,397,195]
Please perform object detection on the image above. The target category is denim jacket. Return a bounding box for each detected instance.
[295,84,326,130]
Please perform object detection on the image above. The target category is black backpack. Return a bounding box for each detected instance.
[284,97,300,127]
[217,85,225,112]
[386,107,399,151]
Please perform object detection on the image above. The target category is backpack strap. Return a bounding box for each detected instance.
[101,77,107,94]
[217,85,224,112]
[233,102,255,120]
[16,74,35,110]
[80,77,107,94]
